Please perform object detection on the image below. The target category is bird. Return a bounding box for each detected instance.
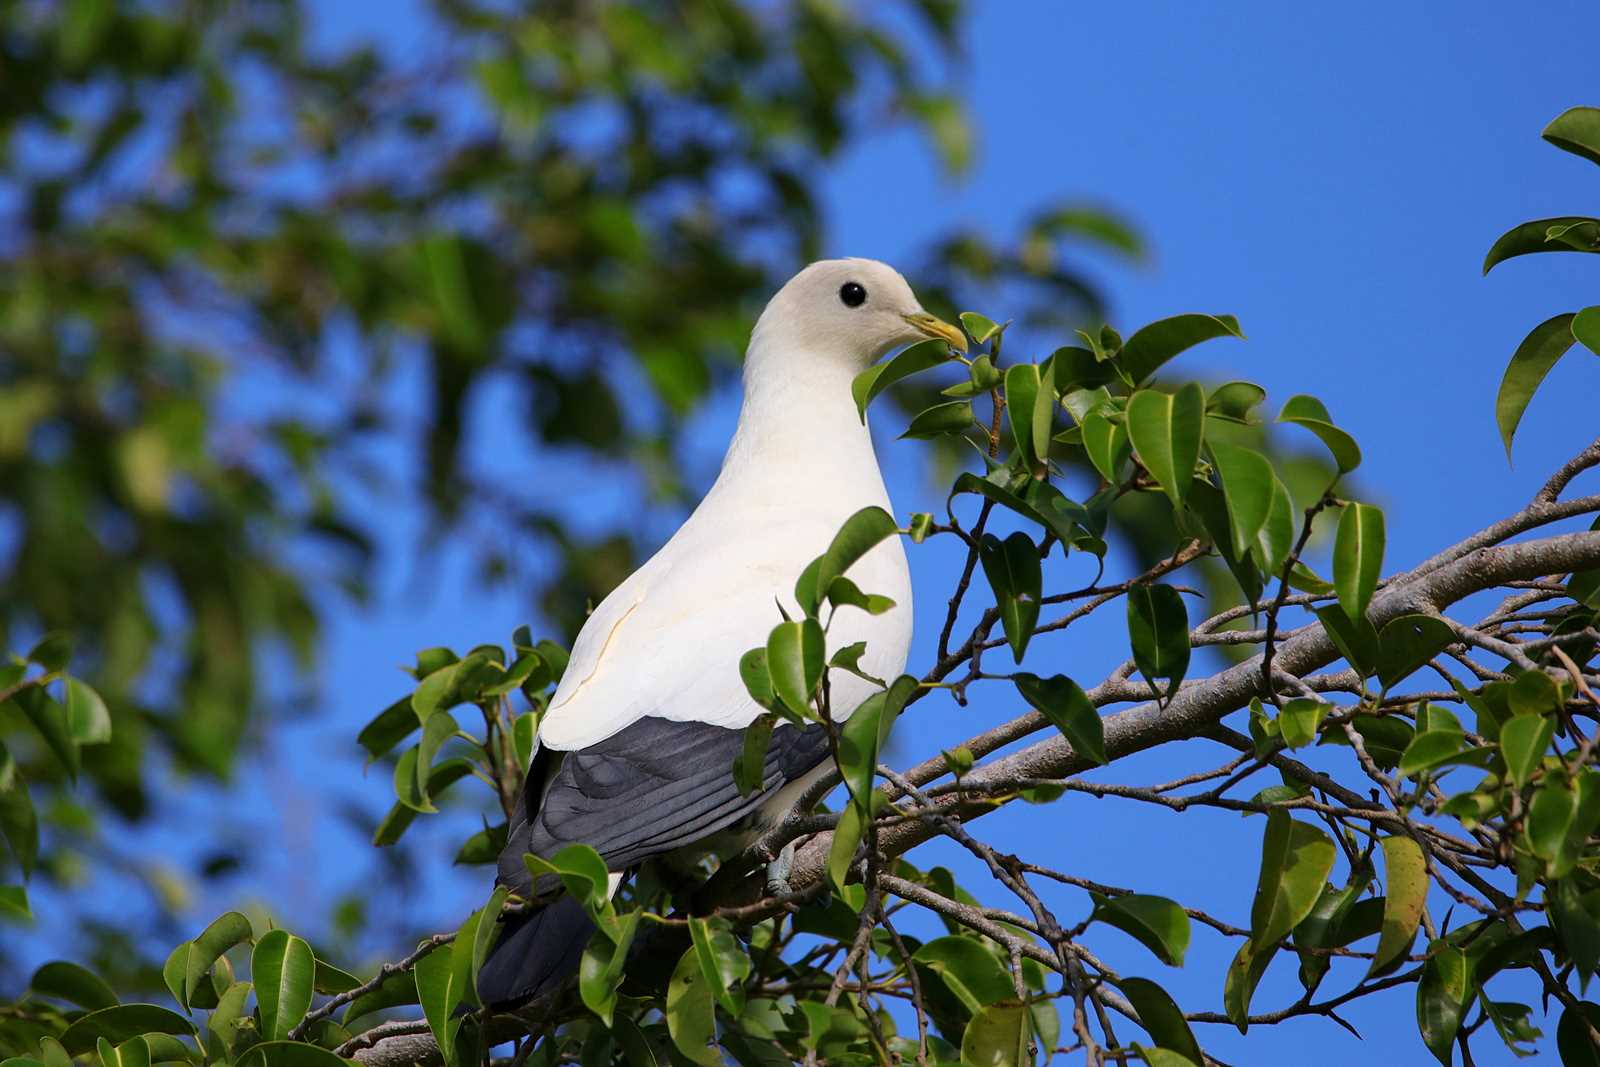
[476,258,965,1006]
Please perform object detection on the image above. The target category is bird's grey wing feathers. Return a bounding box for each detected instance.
[497,717,829,896]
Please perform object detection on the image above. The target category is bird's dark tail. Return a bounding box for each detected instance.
[476,895,596,1007]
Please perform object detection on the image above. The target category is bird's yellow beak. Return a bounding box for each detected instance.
[902,311,968,354]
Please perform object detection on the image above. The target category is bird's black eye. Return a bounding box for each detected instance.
[839,281,867,308]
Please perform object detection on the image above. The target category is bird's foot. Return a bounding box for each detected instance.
[764,840,796,898]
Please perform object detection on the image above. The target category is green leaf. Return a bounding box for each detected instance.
[1496,313,1578,461]
[372,759,474,846]
[687,916,751,1016]
[852,339,955,421]
[357,698,421,762]
[1316,607,1379,677]
[739,648,776,711]
[1251,473,1295,575]
[26,632,72,674]
[1544,105,1600,166]
[765,619,825,717]
[0,742,38,878]
[1416,943,1472,1065]
[1207,380,1267,422]
[732,715,775,797]
[913,936,1016,1010]
[1397,730,1468,778]
[1250,811,1336,947]
[1209,441,1275,560]
[665,946,720,1067]
[415,710,460,808]
[1333,502,1384,623]
[1080,410,1129,484]
[1004,363,1042,467]
[1276,698,1329,750]
[1278,394,1361,474]
[803,506,900,614]
[523,843,610,911]
[1118,313,1245,385]
[1092,895,1190,966]
[1126,384,1205,506]
[902,400,975,439]
[1014,674,1106,765]
[1529,776,1579,865]
[1575,306,1600,358]
[314,957,361,995]
[960,312,1004,345]
[340,970,418,1026]
[1501,713,1556,790]
[183,911,253,1011]
[1370,836,1427,976]
[826,792,867,898]
[979,532,1042,663]
[1484,217,1600,273]
[949,472,1090,551]
[57,1006,196,1055]
[960,1002,1030,1067]
[579,909,639,1027]
[11,688,78,782]
[29,961,119,1011]
[415,940,464,1066]
[1119,977,1202,1063]
[252,929,314,1042]
[1557,1002,1600,1066]
[0,884,29,921]
[1295,863,1374,993]
[1375,614,1456,690]
[206,981,252,1056]
[1222,939,1274,1033]
[836,676,916,806]
[63,678,111,745]
[1126,584,1190,698]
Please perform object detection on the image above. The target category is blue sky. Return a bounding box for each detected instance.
[25,2,1600,1063]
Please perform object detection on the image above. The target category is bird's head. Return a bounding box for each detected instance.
[750,258,966,372]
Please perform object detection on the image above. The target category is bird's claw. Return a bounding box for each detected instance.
[764,840,796,898]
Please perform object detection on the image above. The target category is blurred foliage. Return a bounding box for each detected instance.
[0,0,1136,976]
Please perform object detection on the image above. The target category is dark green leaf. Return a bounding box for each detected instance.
[372,759,473,846]
[739,649,777,711]
[26,633,72,674]
[236,1043,353,1067]
[1222,940,1274,1033]
[0,742,38,878]
[11,688,78,781]
[1080,410,1129,485]
[523,843,610,911]
[733,715,775,798]
[836,676,917,807]
[1416,943,1472,1065]
[1004,363,1042,467]
[852,339,955,421]
[1126,584,1190,698]
[57,1006,196,1055]
[1014,674,1105,765]
[579,909,639,1027]
[1543,105,1600,166]
[1333,502,1384,623]
[1295,863,1374,993]
[1207,380,1267,422]
[979,532,1042,663]
[1557,1002,1600,1066]
[1376,614,1456,690]
[28,961,118,1011]
[687,916,751,1016]
[1119,977,1202,1063]
[0,884,30,920]
[1496,313,1578,461]
[1126,384,1205,507]
[1484,217,1600,273]
[1118,313,1245,385]
[960,1002,1030,1067]
[358,698,420,762]
[901,400,974,439]
[1092,895,1190,966]
[1316,606,1379,677]
[1397,730,1468,778]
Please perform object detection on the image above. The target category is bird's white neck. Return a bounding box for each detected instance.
[710,343,889,509]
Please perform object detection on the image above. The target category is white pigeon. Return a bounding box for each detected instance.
[478,258,965,1004]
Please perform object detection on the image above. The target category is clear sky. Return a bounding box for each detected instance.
[39,3,1600,1064]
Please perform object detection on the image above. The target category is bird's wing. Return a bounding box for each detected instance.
[538,507,909,751]
[498,716,830,892]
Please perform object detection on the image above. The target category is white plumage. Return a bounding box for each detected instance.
[538,258,960,751]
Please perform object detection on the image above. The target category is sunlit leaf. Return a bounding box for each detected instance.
[1333,502,1384,623]
[1495,313,1577,461]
